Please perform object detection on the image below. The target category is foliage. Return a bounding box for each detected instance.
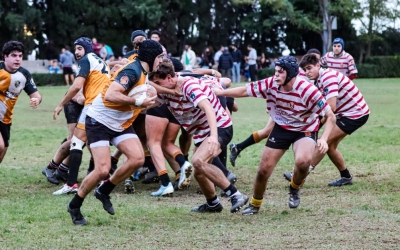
[31,73,65,86]
[358,56,400,78]
[257,67,275,79]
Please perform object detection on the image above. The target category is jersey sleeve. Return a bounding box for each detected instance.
[347,54,358,75]
[21,68,38,95]
[305,85,331,117]
[113,67,141,90]
[183,79,208,107]
[76,56,90,78]
[245,77,272,99]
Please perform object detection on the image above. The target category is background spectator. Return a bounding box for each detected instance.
[199,47,214,69]
[92,37,101,56]
[59,45,75,86]
[231,44,242,83]
[213,45,224,70]
[180,44,196,70]
[48,59,60,74]
[219,46,233,78]
[150,30,167,56]
[247,44,257,81]
[257,52,270,70]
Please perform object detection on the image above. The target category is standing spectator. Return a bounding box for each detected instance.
[59,46,75,86]
[180,44,196,70]
[45,40,58,67]
[48,60,60,74]
[150,30,167,56]
[321,38,358,80]
[230,44,242,83]
[219,47,233,78]
[257,52,270,69]
[92,38,101,56]
[99,43,114,61]
[199,47,214,69]
[247,44,257,81]
[214,45,224,70]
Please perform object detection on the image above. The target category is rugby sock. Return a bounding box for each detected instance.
[158,170,170,186]
[67,150,82,187]
[145,156,156,172]
[98,179,116,195]
[173,151,186,167]
[212,157,229,177]
[340,169,351,179]
[48,159,59,169]
[206,195,220,206]
[250,197,263,208]
[87,157,94,173]
[290,177,304,189]
[237,131,260,152]
[184,154,189,161]
[111,156,119,165]
[69,194,84,209]
[61,138,67,144]
[218,145,227,167]
[58,163,69,173]
[110,156,118,175]
[223,184,238,197]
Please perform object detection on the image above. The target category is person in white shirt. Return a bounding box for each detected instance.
[180,44,196,70]
[246,44,257,81]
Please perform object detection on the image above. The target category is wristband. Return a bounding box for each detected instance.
[134,93,146,107]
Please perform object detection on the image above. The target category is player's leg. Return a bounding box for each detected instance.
[0,122,10,164]
[229,117,274,166]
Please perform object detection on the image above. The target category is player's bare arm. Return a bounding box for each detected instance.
[105,81,156,108]
[213,86,248,98]
[317,109,336,154]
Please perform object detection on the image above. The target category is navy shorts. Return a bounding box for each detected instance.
[0,122,11,147]
[64,100,84,124]
[85,116,137,147]
[337,114,369,135]
[146,104,180,125]
[266,123,317,150]
[194,126,233,148]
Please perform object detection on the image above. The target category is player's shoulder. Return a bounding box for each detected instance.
[17,66,33,79]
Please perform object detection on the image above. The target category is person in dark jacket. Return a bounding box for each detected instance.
[230,45,243,83]
[218,47,233,78]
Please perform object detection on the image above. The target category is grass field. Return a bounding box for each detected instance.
[0,78,399,249]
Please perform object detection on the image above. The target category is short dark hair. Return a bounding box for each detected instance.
[65,45,70,51]
[2,41,24,60]
[299,53,320,69]
[149,58,176,81]
[150,30,161,37]
[247,44,252,48]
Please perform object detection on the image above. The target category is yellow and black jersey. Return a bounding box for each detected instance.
[0,62,38,124]
[123,49,138,61]
[76,52,110,105]
[87,58,147,131]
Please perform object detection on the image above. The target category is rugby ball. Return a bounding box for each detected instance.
[128,84,157,107]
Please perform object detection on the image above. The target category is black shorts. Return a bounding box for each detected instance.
[194,126,233,148]
[85,116,137,147]
[0,122,11,147]
[337,114,369,135]
[146,104,180,125]
[64,100,84,124]
[266,123,317,150]
[63,67,74,75]
[226,97,235,114]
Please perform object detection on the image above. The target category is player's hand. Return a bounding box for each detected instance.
[53,105,63,120]
[213,70,222,78]
[121,58,130,64]
[316,138,328,154]
[207,136,220,157]
[140,95,157,109]
[30,98,40,109]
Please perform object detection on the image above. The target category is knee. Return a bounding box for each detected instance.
[191,156,205,172]
[295,158,311,172]
[126,155,145,169]
[256,166,270,182]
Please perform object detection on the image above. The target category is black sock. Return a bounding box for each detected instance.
[67,149,82,187]
[237,134,256,152]
[48,159,58,169]
[159,173,170,186]
[69,194,84,209]
[340,169,351,178]
[218,145,227,167]
[61,138,67,144]
[59,163,69,172]
[223,184,238,197]
[184,154,189,161]
[212,157,229,176]
[206,195,220,206]
[145,156,156,172]
[98,180,116,195]
[175,154,186,167]
[87,157,94,173]
[111,156,118,164]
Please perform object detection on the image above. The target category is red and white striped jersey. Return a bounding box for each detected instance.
[246,77,330,132]
[157,76,232,144]
[316,68,369,119]
[321,51,357,77]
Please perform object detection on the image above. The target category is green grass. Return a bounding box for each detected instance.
[1,79,400,249]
